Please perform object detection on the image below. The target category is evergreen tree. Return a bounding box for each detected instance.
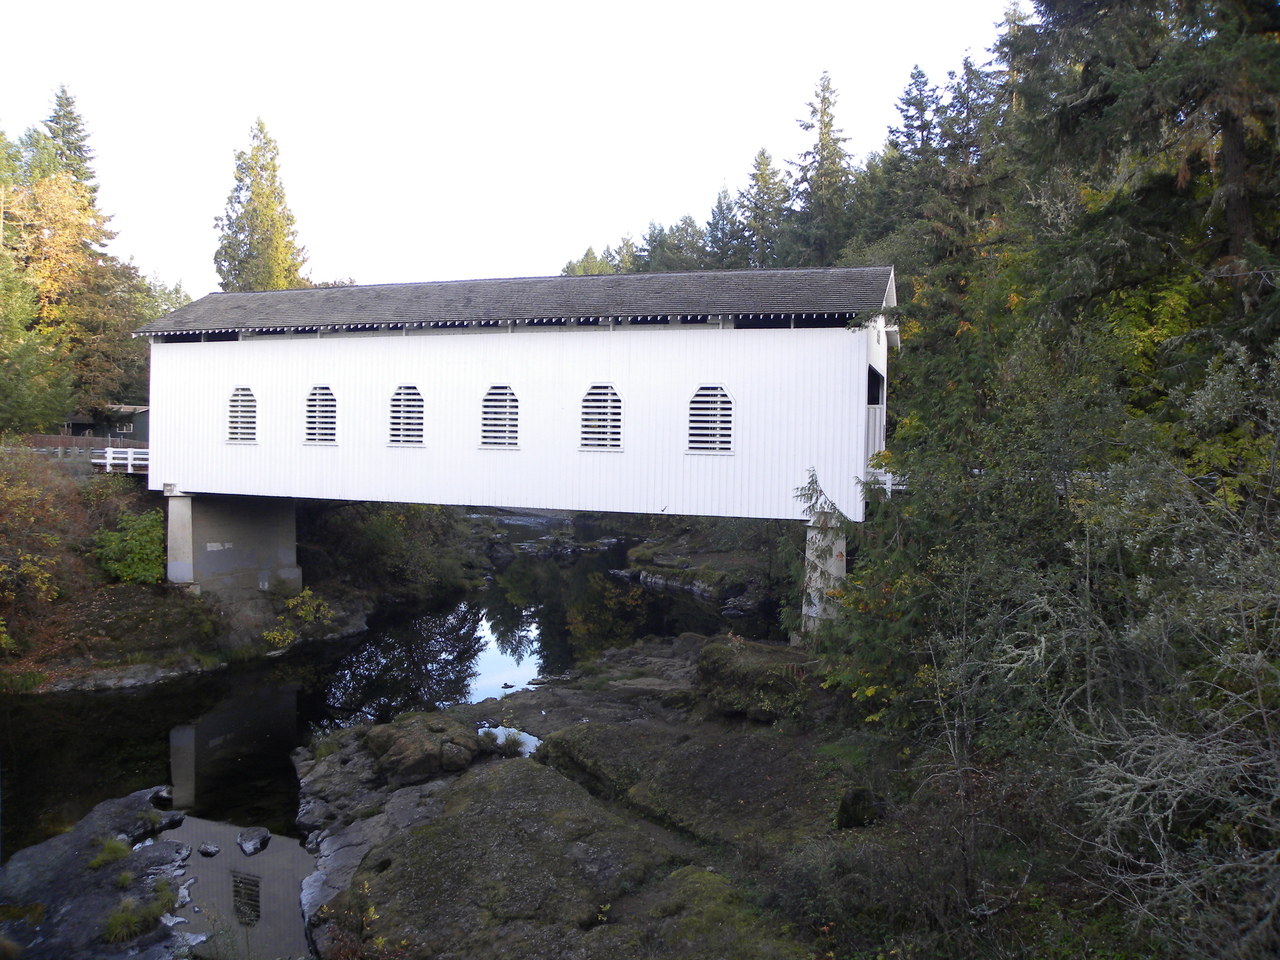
[649,216,708,273]
[562,246,615,276]
[705,189,749,270]
[214,119,309,292]
[0,129,21,185]
[0,90,185,417]
[605,235,641,274]
[737,149,791,268]
[1001,0,1280,352]
[790,72,855,266]
[43,86,97,197]
[17,128,62,183]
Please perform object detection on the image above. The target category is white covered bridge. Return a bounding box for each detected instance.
[137,267,896,610]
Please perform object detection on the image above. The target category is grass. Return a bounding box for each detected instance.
[88,835,132,869]
[102,879,176,944]
[0,670,48,693]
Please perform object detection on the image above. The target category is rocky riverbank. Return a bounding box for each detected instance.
[0,632,859,959]
[291,632,855,960]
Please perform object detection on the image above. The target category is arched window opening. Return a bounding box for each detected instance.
[481,385,518,447]
[581,384,622,449]
[390,385,424,444]
[228,386,256,443]
[306,386,337,443]
[688,385,733,453]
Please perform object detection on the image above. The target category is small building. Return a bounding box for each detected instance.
[62,404,150,443]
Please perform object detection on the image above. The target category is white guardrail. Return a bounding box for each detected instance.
[91,447,150,473]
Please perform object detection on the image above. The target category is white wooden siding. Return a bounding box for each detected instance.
[149,324,886,521]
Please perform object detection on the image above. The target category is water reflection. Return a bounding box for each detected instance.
[170,683,302,837]
[1,543,758,861]
[479,543,732,673]
[160,815,314,960]
[311,601,486,731]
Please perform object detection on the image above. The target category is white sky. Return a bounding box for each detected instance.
[4,0,1018,298]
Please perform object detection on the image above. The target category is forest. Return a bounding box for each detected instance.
[0,0,1277,956]
[565,3,1280,957]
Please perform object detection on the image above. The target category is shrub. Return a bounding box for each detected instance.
[101,880,175,944]
[94,508,165,584]
[263,587,334,647]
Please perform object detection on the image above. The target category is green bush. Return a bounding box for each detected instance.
[94,509,164,584]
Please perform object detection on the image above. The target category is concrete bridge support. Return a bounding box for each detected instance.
[800,513,848,639]
[165,492,303,598]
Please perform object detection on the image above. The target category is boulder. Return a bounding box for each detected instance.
[0,787,191,960]
[235,826,270,856]
[363,713,480,786]
[835,787,884,829]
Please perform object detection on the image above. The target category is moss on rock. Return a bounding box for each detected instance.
[330,759,675,958]
[695,639,814,722]
[363,713,480,786]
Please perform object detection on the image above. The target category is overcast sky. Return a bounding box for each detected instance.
[5,0,1019,298]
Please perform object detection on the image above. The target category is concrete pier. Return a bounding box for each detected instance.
[165,492,303,598]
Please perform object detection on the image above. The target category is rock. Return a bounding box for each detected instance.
[0,787,193,959]
[363,713,480,786]
[318,760,676,959]
[197,841,219,857]
[235,826,271,856]
[836,786,884,829]
[695,638,813,722]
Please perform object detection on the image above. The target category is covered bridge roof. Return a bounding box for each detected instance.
[137,267,896,337]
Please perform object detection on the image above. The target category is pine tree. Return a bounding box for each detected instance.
[705,189,749,270]
[44,86,97,197]
[791,72,855,266]
[214,119,309,292]
[737,149,791,268]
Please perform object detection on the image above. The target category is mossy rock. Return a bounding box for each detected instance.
[640,865,809,959]
[541,721,832,848]
[695,639,814,722]
[331,759,675,959]
[363,713,480,786]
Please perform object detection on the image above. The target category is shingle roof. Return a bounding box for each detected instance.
[136,267,896,336]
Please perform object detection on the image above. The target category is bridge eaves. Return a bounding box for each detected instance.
[136,267,896,337]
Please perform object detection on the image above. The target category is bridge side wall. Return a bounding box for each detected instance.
[148,324,887,522]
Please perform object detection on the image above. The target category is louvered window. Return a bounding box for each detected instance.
[306,386,337,443]
[580,384,622,449]
[688,385,733,453]
[481,385,518,447]
[390,385,424,444]
[228,387,256,443]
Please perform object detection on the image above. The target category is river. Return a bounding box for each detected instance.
[0,536,770,862]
